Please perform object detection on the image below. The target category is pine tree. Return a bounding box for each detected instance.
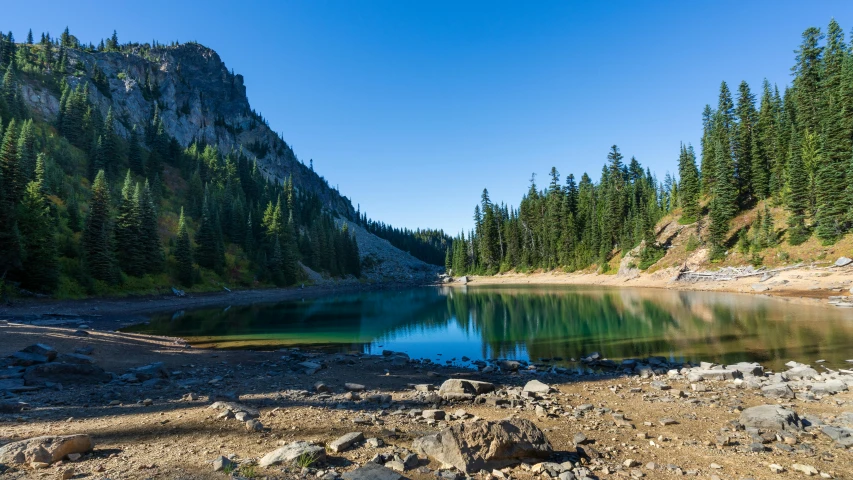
[17,180,58,292]
[16,120,35,183]
[677,143,700,222]
[734,81,756,200]
[786,129,810,245]
[792,27,824,135]
[709,139,738,259]
[115,171,143,276]
[174,207,193,286]
[194,190,224,272]
[139,180,163,273]
[82,170,116,283]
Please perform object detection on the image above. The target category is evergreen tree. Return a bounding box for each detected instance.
[174,207,193,286]
[194,189,224,272]
[17,180,58,292]
[139,180,163,273]
[82,170,116,283]
[677,143,700,222]
[709,139,737,258]
[115,171,143,276]
[786,129,810,245]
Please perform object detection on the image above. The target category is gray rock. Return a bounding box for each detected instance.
[258,441,326,467]
[21,344,58,361]
[761,383,795,399]
[739,405,802,432]
[341,462,405,480]
[725,362,764,377]
[212,456,234,472]
[820,426,853,447]
[344,383,366,392]
[315,382,331,393]
[208,401,259,418]
[498,360,521,371]
[0,435,94,465]
[834,256,853,267]
[412,418,551,473]
[810,380,847,395]
[330,432,364,453]
[130,362,169,380]
[423,409,445,420]
[751,284,771,292]
[11,352,50,366]
[694,369,741,381]
[245,419,263,431]
[522,379,551,394]
[437,379,495,400]
[786,366,818,380]
[299,361,323,370]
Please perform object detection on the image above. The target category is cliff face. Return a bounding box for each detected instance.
[19,42,354,217]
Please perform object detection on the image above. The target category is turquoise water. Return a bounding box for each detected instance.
[125,285,853,371]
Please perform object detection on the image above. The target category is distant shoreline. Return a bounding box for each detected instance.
[445,265,852,306]
[0,280,429,330]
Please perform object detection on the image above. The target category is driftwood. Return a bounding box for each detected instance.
[673,263,804,283]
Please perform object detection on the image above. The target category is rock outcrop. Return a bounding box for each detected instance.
[413,418,552,473]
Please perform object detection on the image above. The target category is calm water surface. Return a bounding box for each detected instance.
[126,285,853,371]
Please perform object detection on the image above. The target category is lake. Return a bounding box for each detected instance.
[125,285,853,371]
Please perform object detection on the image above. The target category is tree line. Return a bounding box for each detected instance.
[452,19,853,274]
[0,27,363,297]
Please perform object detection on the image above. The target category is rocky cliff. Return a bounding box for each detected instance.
[20,42,354,217]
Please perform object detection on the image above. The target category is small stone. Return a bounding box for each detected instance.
[213,455,234,472]
[624,459,639,467]
[769,464,785,473]
[792,464,819,476]
[67,453,81,461]
[60,468,75,479]
[367,437,384,448]
[245,419,263,431]
[330,432,364,453]
[573,433,589,445]
[345,383,366,392]
[658,418,678,426]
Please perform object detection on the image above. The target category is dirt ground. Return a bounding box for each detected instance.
[1,321,851,480]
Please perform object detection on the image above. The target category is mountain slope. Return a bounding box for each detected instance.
[21,42,354,216]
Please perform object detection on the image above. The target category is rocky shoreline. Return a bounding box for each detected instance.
[0,320,852,479]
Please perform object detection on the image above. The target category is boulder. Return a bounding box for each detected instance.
[21,344,58,361]
[438,379,495,400]
[726,362,764,377]
[498,360,521,371]
[522,380,551,394]
[258,441,326,467]
[130,362,169,380]
[412,418,552,473]
[761,383,795,399]
[330,432,364,453]
[820,426,853,447]
[739,405,802,432]
[834,256,853,267]
[342,462,405,480]
[11,352,51,366]
[0,435,93,465]
[786,366,818,380]
[24,363,110,386]
[810,380,847,395]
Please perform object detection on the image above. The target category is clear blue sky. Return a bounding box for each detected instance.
[3,1,852,234]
